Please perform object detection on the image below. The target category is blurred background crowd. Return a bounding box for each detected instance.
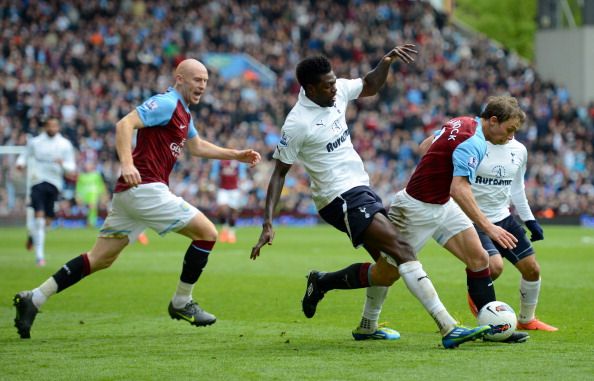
[1,0,593,225]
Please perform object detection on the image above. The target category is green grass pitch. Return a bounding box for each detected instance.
[1,225,592,380]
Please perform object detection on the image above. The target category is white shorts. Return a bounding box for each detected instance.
[216,188,241,209]
[99,183,199,241]
[386,189,472,264]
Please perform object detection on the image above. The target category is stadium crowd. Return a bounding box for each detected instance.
[1,0,593,223]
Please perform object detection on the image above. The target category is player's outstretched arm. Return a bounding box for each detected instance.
[359,43,417,97]
[235,149,261,167]
[250,160,292,260]
[186,136,261,167]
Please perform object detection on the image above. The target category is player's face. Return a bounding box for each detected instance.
[308,72,337,107]
[44,119,60,137]
[181,69,208,105]
[486,116,521,145]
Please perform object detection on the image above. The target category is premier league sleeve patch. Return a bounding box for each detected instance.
[136,93,177,127]
[273,128,302,164]
[278,132,291,148]
[468,156,478,168]
[145,99,158,110]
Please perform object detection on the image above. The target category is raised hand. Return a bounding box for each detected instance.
[385,44,418,64]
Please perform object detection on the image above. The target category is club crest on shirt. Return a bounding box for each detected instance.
[468,156,478,169]
[331,120,342,134]
[491,165,506,178]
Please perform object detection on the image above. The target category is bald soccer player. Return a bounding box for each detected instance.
[13,59,261,339]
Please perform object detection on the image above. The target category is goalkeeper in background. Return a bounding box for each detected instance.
[75,161,107,228]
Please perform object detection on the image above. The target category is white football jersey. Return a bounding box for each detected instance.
[273,78,368,210]
[471,138,535,223]
[16,132,76,191]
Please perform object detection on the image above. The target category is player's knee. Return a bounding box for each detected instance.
[489,261,503,280]
[466,249,489,271]
[185,222,218,242]
[205,225,218,242]
[521,262,541,281]
[387,236,415,264]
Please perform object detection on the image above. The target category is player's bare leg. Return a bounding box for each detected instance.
[169,212,218,327]
[14,237,128,338]
[352,256,401,340]
[444,228,495,312]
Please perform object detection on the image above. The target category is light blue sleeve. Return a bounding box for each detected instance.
[187,115,198,139]
[136,93,177,127]
[452,136,485,182]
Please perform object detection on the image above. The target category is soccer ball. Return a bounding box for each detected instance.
[477,301,517,341]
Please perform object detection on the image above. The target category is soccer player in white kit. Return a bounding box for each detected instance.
[13,59,261,339]
[469,138,558,331]
[16,117,76,266]
[251,47,491,348]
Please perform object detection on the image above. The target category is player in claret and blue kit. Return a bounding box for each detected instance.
[387,96,530,343]
[13,59,261,339]
[468,137,558,332]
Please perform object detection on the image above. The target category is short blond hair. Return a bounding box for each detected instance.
[480,96,526,124]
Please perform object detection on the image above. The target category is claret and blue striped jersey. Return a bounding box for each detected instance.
[114,87,198,192]
[406,116,487,204]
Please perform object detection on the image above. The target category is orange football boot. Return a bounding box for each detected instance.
[517,318,558,332]
[137,232,150,245]
[227,230,237,244]
[219,229,229,243]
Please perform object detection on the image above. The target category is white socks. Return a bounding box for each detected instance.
[518,278,541,323]
[26,207,35,234]
[33,217,45,261]
[358,286,389,332]
[31,277,58,309]
[398,261,457,335]
[172,281,194,309]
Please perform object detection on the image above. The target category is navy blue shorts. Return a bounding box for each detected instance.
[475,215,534,264]
[318,186,386,247]
[30,182,59,218]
